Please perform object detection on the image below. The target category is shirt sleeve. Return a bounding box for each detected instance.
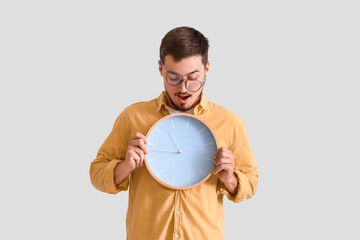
[89,111,131,194]
[218,116,259,203]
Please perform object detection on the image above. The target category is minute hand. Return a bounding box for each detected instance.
[169,130,182,153]
[148,149,181,153]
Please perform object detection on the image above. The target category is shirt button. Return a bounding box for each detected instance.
[217,190,220,195]
[176,210,180,215]
[174,233,179,238]
[219,188,224,192]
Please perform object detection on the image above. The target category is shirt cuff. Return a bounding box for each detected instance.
[217,169,257,203]
[104,159,130,194]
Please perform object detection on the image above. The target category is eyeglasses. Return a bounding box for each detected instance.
[161,61,206,92]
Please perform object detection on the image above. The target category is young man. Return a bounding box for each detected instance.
[90,26,258,240]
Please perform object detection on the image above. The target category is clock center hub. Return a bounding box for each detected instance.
[178,150,183,154]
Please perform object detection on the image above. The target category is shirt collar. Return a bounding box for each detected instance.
[156,91,208,114]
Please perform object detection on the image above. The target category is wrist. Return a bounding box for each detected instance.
[222,173,238,195]
[114,160,134,186]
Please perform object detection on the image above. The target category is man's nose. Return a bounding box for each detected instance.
[177,79,187,92]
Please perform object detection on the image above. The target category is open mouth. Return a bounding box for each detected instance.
[177,94,191,103]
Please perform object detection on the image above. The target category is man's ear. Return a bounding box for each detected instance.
[158,60,164,77]
[205,61,210,75]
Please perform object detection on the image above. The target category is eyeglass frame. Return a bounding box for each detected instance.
[160,60,207,92]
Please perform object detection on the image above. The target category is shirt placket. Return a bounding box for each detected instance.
[173,190,182,239]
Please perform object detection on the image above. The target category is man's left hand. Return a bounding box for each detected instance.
[212,147,238,194]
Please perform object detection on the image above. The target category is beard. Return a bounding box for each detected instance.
[164,87,202,112]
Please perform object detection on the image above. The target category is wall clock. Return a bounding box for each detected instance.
[145,113,218,190]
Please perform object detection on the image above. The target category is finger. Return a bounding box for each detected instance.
[133,132,148,144]
[136,138,148,154]
[213,153,234,164]
[128,149,141,167]
[212,163,234,175]
[218,147,228,154]
[137,159,143,168]
[131,147,146,165]
[220,147,234,154]
[217,150,234,160]
[214,147,229,157]
[129,138,148,154]
[213,157,235,166]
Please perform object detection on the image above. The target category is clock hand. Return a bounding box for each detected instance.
[148,148,182,153]
[169,130,182,153]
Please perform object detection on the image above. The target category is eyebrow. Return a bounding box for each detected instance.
[169,70,200,76]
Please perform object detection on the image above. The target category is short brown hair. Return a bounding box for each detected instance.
[160,26,209,66]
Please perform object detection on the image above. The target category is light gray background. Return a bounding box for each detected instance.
[1,1,359,239]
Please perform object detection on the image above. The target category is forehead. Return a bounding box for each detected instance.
[164,55,203,74]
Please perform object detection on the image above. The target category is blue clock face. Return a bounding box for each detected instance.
[145,114,217,189]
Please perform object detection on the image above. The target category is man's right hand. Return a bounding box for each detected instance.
[114,132,148,185]
[124,132,149,171]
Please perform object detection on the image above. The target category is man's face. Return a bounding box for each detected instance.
[159,55,209,111]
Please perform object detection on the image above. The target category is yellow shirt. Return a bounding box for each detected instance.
[90,91,258,240]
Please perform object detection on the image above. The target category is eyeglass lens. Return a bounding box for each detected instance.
[166,73,202,92]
